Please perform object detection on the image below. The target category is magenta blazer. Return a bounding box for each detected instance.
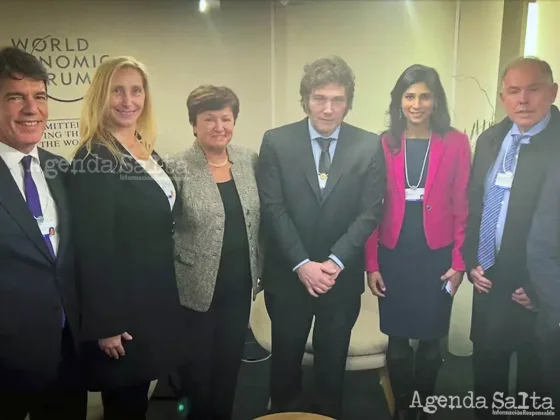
[365,130,471,272]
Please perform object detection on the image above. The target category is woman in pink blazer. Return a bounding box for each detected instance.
[365,65,471,420]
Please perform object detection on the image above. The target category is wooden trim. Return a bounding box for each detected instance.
[379,365,395,417]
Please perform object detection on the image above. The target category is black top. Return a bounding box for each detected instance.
[399,138,430,246]
[215,179,251,295]
[67,143,186,389]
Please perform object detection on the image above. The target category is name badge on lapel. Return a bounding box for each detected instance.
[405,187,425,202]
[495,172,514,189]
[37,217,56,236]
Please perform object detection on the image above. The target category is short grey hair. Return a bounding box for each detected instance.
[501,56,554,85]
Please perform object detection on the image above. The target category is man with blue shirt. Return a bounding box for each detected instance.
[464,57,560,419]
[256,55,385,418]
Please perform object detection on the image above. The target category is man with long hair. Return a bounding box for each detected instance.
[257,55,385,418]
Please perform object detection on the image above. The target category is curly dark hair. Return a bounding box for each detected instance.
[299,55,355,114]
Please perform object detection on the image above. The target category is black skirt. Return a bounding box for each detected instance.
[378,203,453,340]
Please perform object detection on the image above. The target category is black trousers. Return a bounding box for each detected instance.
[265,290,361,419]
[386,337,442,413]
[177,285,252,420]
[0,326,87,420]
[101,381,152,420]
[472,342,543,419]
[537,327,560,415]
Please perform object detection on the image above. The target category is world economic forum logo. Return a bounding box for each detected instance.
[11,35,109,103]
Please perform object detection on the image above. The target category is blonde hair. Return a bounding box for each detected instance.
[75,56,156,159]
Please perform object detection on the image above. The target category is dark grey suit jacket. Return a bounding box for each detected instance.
[527,164,560,336]
[257,118,385,301]
[464,105,560,348]
[0,148,80,390]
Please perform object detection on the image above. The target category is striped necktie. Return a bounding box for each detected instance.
[477,134,526,270]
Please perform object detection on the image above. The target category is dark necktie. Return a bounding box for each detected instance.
[317,138,333,176]
[21,155,55,259]
[21,155,64,326]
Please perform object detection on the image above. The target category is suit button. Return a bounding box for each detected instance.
[171,229,175,234]
[426,205,431,210]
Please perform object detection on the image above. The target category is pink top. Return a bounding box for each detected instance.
[365,130,471,272]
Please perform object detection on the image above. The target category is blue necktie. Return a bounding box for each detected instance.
[21,156,56,258]
[21,156,65,326]
[477,134,526,270]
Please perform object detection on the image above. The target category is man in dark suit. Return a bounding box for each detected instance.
[0,47,86,419]
[464,56,559,419]
[527,164,560,412]
[256,55,385,418]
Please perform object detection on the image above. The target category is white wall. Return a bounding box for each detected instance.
[452,0,504,144]
[274,0,458,133]
[447,0,505,357]
[0,0,486,159]
[0,0,273,158]
[535,0,560,106]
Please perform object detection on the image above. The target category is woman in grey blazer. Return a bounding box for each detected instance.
[166,85,261,420]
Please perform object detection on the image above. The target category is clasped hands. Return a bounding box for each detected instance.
[297,260,341,297]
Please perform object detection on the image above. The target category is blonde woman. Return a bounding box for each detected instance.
[66,57,185,419]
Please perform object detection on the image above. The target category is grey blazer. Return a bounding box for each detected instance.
[166,142,262,312]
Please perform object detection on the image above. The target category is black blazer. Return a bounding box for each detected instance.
[257,119,385,301]
[464,105,560,349]
[67,142,185,390]
[0,148,80,391]
[527,164,560,337]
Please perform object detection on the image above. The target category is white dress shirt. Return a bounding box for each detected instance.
[291,121,344,272]
[0,141,59,255]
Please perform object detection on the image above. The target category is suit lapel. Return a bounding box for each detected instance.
[510,124,556,195]
[117,145,171,213]
[473,121,511,194]
[229,147,254,218]
[187,141,223,204]
[293,120,322,203]
[158,156,180,219]
[391,138,405,199]
[321,124,352,203]
[424,132,447,199]
[0,156,53,263]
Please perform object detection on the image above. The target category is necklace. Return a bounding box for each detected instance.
[207,157,229,168]
[404,131,432,190]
